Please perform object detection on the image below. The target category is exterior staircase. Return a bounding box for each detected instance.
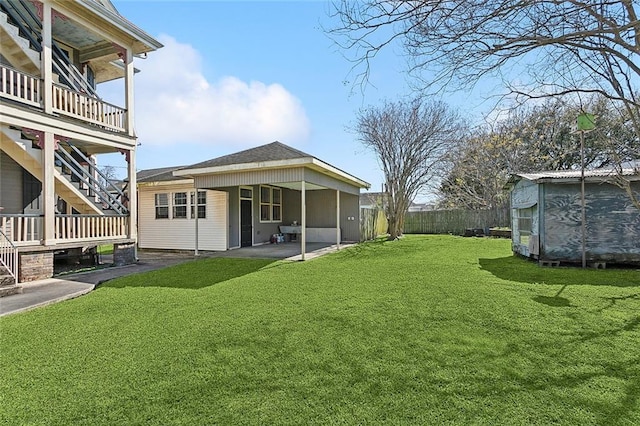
[0,125,123,215]
[0,0,99,97]
[0,264,21,297]
[0,9,40,75]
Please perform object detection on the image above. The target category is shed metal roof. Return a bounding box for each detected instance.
[509,167,640,185]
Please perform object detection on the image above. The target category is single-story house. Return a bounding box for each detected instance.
[137,142,370,259]
[507,168,640,265]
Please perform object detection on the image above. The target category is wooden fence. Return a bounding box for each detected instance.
[403,208,510,235]
[360,207,388,241]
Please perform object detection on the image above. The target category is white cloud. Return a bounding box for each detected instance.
[111,34,310,147]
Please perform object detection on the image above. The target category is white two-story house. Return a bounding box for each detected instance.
[1,0,161,288]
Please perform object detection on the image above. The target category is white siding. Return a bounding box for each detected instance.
[138,183,228,251]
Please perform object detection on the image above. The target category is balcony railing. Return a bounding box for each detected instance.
[52,83,126,132]
[0,65,40,107]
[0,65,127,133]
[55,214,129,242]
[0,214,129,246]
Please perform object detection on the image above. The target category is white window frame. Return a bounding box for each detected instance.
[517,207,533,245]
[155,193,169,219]
[173,192,188,219]
[259,185,282,223]
[190,191,207,219]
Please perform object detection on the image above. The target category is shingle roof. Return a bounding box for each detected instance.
[137,166,187,183]
[137,142,370,188]
[179,141,313,171]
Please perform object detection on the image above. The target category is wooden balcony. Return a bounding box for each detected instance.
[0,214,130,248]
[0,65,127,133]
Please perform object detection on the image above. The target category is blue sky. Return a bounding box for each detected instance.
[101,1,496,198]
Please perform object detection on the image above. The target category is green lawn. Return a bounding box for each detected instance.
[1,235,639,425]
[97,244,113,255]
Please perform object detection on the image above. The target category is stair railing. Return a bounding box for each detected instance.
[65,143,129,205]
[54,145,128,215]
[1,0,99,97]
[0,0,41,51]
[0,228,19,284]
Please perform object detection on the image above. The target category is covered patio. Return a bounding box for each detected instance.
[171,142,370,260]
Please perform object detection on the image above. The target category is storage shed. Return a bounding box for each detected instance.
[507,168,640,266]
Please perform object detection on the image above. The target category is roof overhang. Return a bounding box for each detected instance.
[138,179,194,187]
[507,169,640,188]
[174,157,371,189]
[74,0,163,54]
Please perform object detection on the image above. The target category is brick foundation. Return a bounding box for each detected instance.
[113,242,136,266]
[19,252,54,282]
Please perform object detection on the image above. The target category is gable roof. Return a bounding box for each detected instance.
[174,141,370,189]
[137,166,188,183]
[181,141,311,170]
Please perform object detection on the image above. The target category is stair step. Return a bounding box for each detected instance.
[0,284,23,298]
[0,10,40,70]
[0,274,16,286]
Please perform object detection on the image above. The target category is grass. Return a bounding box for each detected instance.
[97,244,113,255]
[1,235,639,425]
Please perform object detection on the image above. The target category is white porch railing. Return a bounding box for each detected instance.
[0,65,127,133]
[55,214,129,242]
[0,65,40,107]
[52,83,126,132]
[0,215,42,244]
[0,214,129,245]
[0,229,18,283]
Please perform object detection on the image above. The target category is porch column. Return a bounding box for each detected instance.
[194,188,199,256]
[127,148,137,242]
[43,132,55,245]
[124,48,135,138]
[336,190,341,250]
[301,180,306,261]
[41,3,53,114]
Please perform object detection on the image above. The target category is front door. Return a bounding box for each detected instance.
[240,199,252,247]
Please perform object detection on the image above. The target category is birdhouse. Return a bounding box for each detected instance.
[577,113,595,131]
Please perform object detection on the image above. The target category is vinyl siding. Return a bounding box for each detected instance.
[303,169,361,195]
[0,151,23,213]
[305,190,360,241]
[194,168,305,188]
[193,166,363,195]
[138,184,228,251]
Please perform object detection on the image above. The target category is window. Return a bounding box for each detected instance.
[240,188,253,200]
[272,188,281,221]
[190,191,206,219]
[84,63,96,89]
[260,185,282,222]
[173,192,187,219]
[155,193,169,219]
[517,207,533,245]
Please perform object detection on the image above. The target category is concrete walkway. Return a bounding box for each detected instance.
[0,242,351,317]
[0,279,95,317]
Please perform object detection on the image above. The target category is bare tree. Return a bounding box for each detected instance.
[355,98,462,239]
[99,165,118,188]
[439,96,639,209]
[330,1,640,200]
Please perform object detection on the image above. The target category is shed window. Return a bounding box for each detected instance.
[155,193,169,219]
[517,207,533,245]
[190,191,206,219]
[260,185,282,222]
[173,192,187,219]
